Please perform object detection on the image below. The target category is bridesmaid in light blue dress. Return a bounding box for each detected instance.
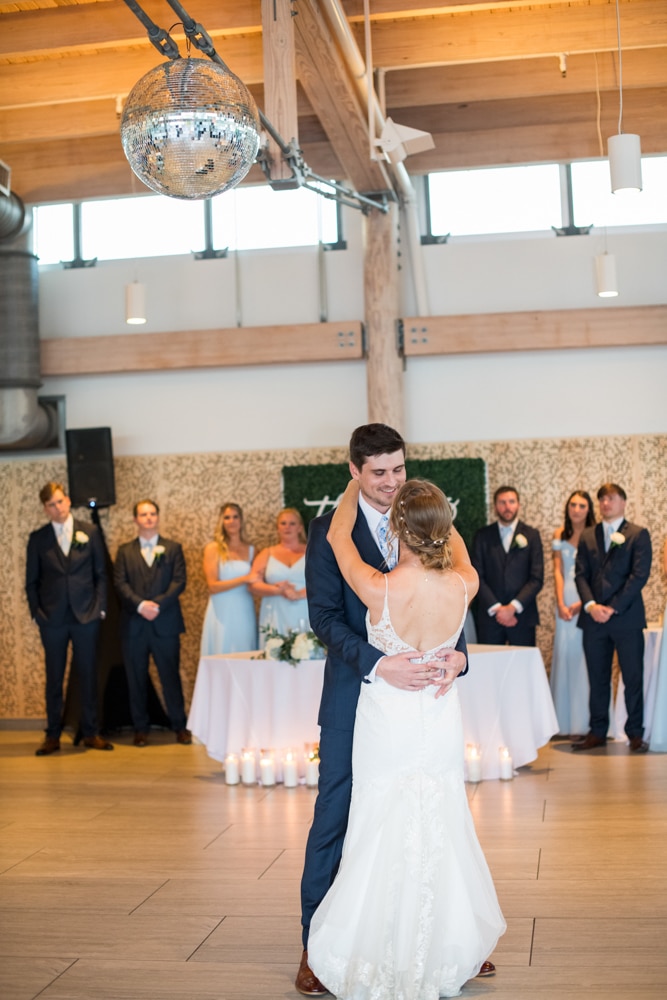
[550,491,596,737]
[251,507,309,646]
[200,503,258,655]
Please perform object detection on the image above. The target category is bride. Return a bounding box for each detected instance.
[307,478,506,1000]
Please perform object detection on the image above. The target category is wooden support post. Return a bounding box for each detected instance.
[364,203,404,432]
[261,0,299,185]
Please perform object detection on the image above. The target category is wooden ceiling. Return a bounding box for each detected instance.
[1,0,666,205]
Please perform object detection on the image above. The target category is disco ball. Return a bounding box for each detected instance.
[120,57,261,200]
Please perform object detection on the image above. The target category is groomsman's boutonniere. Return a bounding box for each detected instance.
[153,544,166,563]
[72,531,89,549]
[609,532,626,549]
[512,533,528,549]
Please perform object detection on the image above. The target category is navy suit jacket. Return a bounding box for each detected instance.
[25,517,106,626]
[471,520,544,627]
[114,536,186,637]
[305,507,468,732]
[575,520,651,632]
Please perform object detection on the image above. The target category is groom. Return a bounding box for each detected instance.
[296,424,483,995]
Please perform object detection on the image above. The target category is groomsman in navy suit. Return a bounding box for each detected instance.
[114,499,191,747]
[295,424,476,996]
[471,486,544,646]
[26,481,113,756]
[573,483,652,753]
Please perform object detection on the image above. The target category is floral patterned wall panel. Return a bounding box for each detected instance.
[1,433,665,724]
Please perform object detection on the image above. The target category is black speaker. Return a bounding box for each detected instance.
[66,427,116,508]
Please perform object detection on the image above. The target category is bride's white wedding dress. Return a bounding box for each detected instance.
[308,576,506,1000]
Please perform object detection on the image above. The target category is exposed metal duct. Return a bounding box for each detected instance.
[0,188,58,450]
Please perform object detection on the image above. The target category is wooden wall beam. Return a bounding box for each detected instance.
[40,322,364,377]
[401,306,667,356]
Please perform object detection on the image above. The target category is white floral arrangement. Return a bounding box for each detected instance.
[512,533,528,549]
[609,531,625,548]
[261,627,325,666]
[153,544,166,562]
[72,530,89,548]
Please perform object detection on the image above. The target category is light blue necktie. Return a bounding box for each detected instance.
[377,515,395,568]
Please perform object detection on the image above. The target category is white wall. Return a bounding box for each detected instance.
[33,205,667,456]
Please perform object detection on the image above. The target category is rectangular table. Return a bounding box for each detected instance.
[188,644,558,781]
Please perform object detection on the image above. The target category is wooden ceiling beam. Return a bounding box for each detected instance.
[355,1,667,69]
[293,0,389,193]
[2,134,344,204]
[385,49,667,108]
[0,38,265,110]
[0,0,262,59]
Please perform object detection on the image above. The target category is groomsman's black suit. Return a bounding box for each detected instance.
[26,517,106,740]
[114,536,187,735]
[299,508,468,950]
[575,520,652,739]
[471,520,544,645]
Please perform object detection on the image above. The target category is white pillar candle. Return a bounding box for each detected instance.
[224,753,240,785]
[283,753,299,788]
[241,751,257,785]
[466,744,482,783]
[260,757,276,786]
[499,746,514,781]
[305,756,319,788]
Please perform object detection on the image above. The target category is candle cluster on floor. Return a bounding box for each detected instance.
[223,745,320,787]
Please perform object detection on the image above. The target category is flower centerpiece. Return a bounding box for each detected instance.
[261,627,325,666]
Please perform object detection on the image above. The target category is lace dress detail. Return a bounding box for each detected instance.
[308,575,506,1000]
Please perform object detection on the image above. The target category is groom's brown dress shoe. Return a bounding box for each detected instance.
[571,733,606,751]
[476,961,496,977]
[82,735,114,750]
[629,737,649,753]
[35,737,60,756]
[295,950,329,996]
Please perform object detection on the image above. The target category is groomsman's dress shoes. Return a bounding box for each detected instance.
[295,950,329,996]
[35,737,60,756]
[571,733,607,751]
[629,737,649,753]
[476,961,496,977]
[83,735,114,750]
[175,729,192,745]
[134,732,149,747]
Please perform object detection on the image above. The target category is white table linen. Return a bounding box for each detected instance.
[612,624,667,750]
[187,653,324,765]
[188,644,558,781]
[459,644,559,780]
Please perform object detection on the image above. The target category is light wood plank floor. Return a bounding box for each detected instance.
[0,729,665,1000]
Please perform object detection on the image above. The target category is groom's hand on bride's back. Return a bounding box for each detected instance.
[376,651,445,692]
[431,648,467,699]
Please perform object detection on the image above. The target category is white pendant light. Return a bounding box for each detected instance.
[595,253,619,298]
[125,281,146,325]
[608,133,642,194]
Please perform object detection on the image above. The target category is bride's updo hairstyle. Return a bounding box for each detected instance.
[390,479,454,571]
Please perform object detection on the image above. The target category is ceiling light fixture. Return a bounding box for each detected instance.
[125,281,147,324]
[595,253,619,298]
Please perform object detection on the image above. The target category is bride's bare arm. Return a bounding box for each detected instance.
[326,480,383,604]
[449,526,479,600]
